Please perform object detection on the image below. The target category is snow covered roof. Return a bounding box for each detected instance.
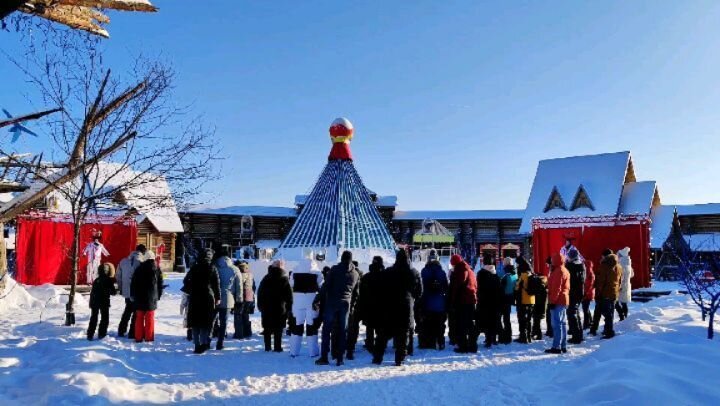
[394,210,524,221]
[34,162,184,233]
[650,203,720,249]
[279,160,395,256]
[520,151,634,233]
[619,181,659,216]
[255,239,282,249]
[189,206,298,218]
[684,233,720,252]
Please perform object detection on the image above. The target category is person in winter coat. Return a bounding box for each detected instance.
[515,256,535,343]
[582,261,596,330]
[116,245,145,338]
[130,253,164,343]
[499,257,518,344]
[316,252,360,366]
[214,251,243,350]
[234,261,256,339]
[257,260,293,353]
[289,257,324,358]
[180,292,192,341]
[590,249,622,339]
[359,256,384,352]
[372,249,422,366]
[182,249,221,354]
[418,250,449,350]
[615,247,634,321]
[87,263,117,340]
[536,257,552,340]
[345,261,365,360]
[449,254,477,353]
[406,264,423,356]
[545,253,570,354]
[565,248,586,344]
[474,253,502,348]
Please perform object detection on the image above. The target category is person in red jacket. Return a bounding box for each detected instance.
[545,253,570,354]
[582,261,596,330]
[449,254,477,353]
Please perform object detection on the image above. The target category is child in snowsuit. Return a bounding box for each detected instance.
[87,263,117,340]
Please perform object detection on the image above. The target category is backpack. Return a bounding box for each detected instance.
[525,273,546,296]
[501,273,517,296]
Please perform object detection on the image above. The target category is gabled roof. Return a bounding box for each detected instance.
[40,162,184,233]
[650,203,720,249]
[520,151,633,233]
[619,181,659,215]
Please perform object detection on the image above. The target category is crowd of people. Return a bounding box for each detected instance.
[85,240,636,366]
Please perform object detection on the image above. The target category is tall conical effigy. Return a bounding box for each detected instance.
[277,118,396,262]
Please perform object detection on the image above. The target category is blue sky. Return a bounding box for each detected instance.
[2,1,720,210]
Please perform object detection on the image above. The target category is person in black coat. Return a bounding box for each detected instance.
[316,251,360,366]
[345,261,364,360]
[373,250,423,366]
[565,248,586,344]
[87,263,117,340]
[474,253,502,348]
[130,255,164,343]
[358,256,384,352]
[182,248,221,354]
[257,260,293,352]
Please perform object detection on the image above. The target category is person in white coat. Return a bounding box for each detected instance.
[289,258,324,357]
[84,237,110,284]
[616,247,634,321]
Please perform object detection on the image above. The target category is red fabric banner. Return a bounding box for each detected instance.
[15,217,137,285]
[532,221,651,289]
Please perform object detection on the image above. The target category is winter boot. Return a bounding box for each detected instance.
[308,335,320,357]
[216,342,224,351]
[407,334,415,356]
[346,351,355,360]
[186,329,193,342]
[289,335,302,357]
[273,333,283,352]
[315,357,329,366]
[263,333,272,352]
[193,344,203,354]
[336,356,344,367]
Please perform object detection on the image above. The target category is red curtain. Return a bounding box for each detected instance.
[532,222,651,289]
[15,218,137,285]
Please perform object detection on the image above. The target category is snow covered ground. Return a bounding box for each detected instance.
[1,276,718,405]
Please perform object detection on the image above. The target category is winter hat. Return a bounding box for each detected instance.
[602,248,613,257]
[145,250,156,261]
[450,254,463,266]
[428,249,439,261]
[503,257,514,267]
[101,262,116,278]
[372,256,384,266]
[482,253,494,266]
[516,256,531,273]
[617,247,631,258]
[272,259,285,269]
[567,248,579,261]
[341,250,353,263]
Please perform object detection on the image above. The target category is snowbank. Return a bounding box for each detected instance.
[0,276,42,315]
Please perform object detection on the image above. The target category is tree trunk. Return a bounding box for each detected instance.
[709,309,715,340]
[64,219,82,326]
[0,221,6,295]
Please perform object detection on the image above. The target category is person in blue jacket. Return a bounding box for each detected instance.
[418,249,449,350]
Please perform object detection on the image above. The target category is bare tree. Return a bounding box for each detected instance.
[662,210,720,339]
[0,29,216,325]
